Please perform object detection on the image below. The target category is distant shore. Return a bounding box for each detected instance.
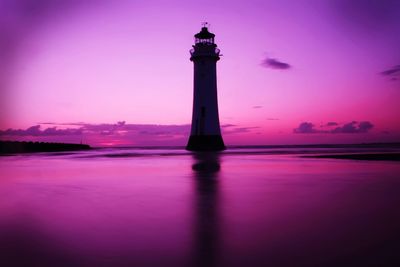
[0,141,91,154]
[303,153,400,161]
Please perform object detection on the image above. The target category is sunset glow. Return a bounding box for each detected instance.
[1,0,400,146]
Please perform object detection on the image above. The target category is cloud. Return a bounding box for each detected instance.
[267,118,279,121]
[0,123,189,138]
[220,124,260,134]
[293,122,317,133]
[381,65,400,81]
[43,127,83,135]
[381,65,400,76]
[326,122,338,126]
[252,106,263,109]
[221,124,237,128]
[261,57,291,70]
[1,121,260,146]
[0,125,82,136]
[293,121,374,134]
[222,126,260,134]
[359,121,374,132]
[79,122,190,138]
[0,122,191,146]
[331,121,374,133]
[38,122,88,126]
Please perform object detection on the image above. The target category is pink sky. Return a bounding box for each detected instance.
[1,0,400,146]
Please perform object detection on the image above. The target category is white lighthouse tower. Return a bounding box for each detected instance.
[186,24,226,151]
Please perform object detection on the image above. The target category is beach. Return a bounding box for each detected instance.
[1,146,400,266]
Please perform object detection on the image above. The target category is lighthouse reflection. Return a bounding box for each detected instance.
[191,152,222,267]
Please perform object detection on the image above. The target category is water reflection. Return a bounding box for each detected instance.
[191,152,221,267]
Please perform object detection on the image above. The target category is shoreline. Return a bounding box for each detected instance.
[0,141,91,154]
[302,153,400,161]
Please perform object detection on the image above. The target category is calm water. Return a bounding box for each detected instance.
[1,147,400,267]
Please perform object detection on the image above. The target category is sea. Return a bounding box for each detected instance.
[1,145,400,267]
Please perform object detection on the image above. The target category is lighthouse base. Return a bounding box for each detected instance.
[186,135,226,151]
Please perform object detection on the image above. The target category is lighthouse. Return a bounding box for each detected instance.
[186,24,226,151]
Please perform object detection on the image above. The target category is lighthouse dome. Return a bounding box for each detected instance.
[194,27,215,39]
[194,27,215,45]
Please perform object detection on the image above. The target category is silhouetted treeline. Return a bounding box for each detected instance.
[0,141,91,154]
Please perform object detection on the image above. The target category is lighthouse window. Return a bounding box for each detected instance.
[195,38,214,44]
[201,107,206,117]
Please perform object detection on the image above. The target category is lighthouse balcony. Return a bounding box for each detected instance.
[190,47,220,59]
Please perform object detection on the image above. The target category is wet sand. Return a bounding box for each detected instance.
[304,153,400,161]
[1,147,400,266]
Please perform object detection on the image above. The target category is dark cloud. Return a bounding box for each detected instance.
[267,118,279,121]
[0,122,191,146]
[221,123,260,134]
[381,65,400,81]
[1,121,260,146]
[359,121,374,132]
[293,122,317,134]
[79,122,190,137]
[2,122,262,138]
[39,122,93,127]
[326,122,338,126]
[331,121,358,133]
[223,126,260,134]
[252,106,263,109]
[381,65,400,76]
[221,124,237,128]
[294,121,374,134]
[261,57,291,70]
[0,125,82,136]
[331,121,374,133]
[0,122,190,137]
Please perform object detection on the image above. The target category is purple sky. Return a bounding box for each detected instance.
[1,0,400,146]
